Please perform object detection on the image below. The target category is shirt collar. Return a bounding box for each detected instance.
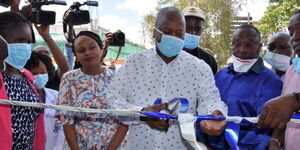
[227,57,264,74]
[251,57,264,73]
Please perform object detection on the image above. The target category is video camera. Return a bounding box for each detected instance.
[0,0,11,7]
[28,0,66,25]
[63,1,98,25]
[63,1,98,42]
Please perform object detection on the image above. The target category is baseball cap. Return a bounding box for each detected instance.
[182,6,205,21]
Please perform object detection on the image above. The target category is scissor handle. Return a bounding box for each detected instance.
[153,98,189,113]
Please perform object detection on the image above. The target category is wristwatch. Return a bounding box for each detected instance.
[43,34,52,42]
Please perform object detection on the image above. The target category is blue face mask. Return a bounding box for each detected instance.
[34,73,49,89]
[292,57,300,74]
[184,33,200,50]
[155,28,184,58]
[0,36,32,70]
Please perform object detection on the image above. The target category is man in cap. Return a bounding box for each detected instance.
[182,6,218,74]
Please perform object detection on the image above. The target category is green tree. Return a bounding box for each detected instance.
[256,0,300,43]
[142,0,245,68]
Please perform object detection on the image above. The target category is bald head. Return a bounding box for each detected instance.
[268,32,292,57]
[268,32,291,49]
[153,7,186,42]
[155,7,185,30]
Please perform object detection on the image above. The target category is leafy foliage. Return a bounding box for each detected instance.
[256,0,300,43]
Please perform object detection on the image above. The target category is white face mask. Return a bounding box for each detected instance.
[232,55,258,73]
[263,51,291,71]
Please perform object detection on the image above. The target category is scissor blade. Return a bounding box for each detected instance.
[169,101,180,114]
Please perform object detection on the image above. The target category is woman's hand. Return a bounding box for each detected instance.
[103,32,113,51]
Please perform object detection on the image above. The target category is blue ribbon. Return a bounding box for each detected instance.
[293,114,300,119]
[141,98,300,150]
[195,115,225,121]
[153,98,162,105]
[140,111,178,119]
[224,115,300,150]
[225,122,240,150]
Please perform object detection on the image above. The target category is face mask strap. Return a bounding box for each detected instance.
[0,35,8,45]
[0,36,8,72]
[2,61,6,72]
[154,27,164,36]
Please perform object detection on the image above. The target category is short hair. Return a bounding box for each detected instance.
[235,24,261,41]
[293,9,300,16]
[25,51,55,79]
[0,11,28,38]
[155,7,185,28]
[34,45,48,51]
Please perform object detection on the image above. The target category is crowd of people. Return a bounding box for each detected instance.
[0,1,299,150]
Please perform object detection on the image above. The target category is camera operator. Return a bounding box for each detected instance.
[34,24,70,91]
[16,3,70,91]
[103,32,117,70]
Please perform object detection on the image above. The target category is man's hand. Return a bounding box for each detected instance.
[141,103,169,131]
[34,24,50,38]
[258,94,300,129]
[200,110,226,136]
[20,4,32,21]
[10,0,21,12]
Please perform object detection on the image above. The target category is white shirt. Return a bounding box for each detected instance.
[107,48,227,150]
[44,88,65,150]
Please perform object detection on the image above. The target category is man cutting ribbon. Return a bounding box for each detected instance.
[106,7,228,150]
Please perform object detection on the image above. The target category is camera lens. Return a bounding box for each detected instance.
[115,32,125,41]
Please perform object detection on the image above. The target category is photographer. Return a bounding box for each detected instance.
[17,3,70,90]
[34,24,70,91]
[102,32,117,70]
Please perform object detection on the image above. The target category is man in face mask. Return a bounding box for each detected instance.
[204,24,283,150]
[106,7,228,149]
[263,32,293,79]
[182,6,218,74]
[277,10,300,150]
